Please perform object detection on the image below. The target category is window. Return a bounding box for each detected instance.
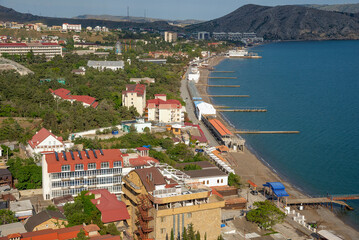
[221,179,223,183]
[206,180,209,184]
[114,161,122,168]
[161,228,166,234]
[88,163,96,170]
[187,213,192,218]
[61,165,70,172]
[101,162,109,169]
[202,181,205,184]
[161,217,166,222]
[75,164,84,171]
[217,179,219,183]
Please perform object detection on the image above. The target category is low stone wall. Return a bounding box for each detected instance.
[19,189,43,197]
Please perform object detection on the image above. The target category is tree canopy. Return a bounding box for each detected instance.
[246,200,286,229]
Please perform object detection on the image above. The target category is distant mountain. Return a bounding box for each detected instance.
[75,14,203,25]
[185,4,359,40]
[0,5,180,31]
[304,3,359,14]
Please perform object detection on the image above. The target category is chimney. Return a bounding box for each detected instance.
[149,172,153,181]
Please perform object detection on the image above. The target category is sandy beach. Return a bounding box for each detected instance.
[196,55,359,239]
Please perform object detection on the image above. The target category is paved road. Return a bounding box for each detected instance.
[180,78,219,147]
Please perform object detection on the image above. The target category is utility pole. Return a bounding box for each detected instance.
[127,6,130,21]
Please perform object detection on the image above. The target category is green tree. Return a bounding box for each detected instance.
[7,157,42,189]
[228,173,241,188]
[246,200,286,229]
[74,229,89,240]
[0,209,18,225]
[46,205,59,211]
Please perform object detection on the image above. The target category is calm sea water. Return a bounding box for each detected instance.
[209,41,359,227]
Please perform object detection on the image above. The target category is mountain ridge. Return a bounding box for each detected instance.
[0,5,180,31]
[185,4,359,40]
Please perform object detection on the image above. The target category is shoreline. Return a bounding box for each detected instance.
[196,55,359,239]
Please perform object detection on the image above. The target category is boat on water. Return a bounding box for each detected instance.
[226,48,262,59]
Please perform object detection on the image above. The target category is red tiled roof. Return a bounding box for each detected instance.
[83,224,100,233]
[134,167,168,192]
[71,95,96,105]
[45,149,124,173]
[49,88,71,99]
[88,189,130,223]
[154,94,166,96]
[146,98,181,109]
[123,84,146,96]
[209,119,232,136]
[49,88,98,108]
[184,122,208,143]
[129,156,159,167]
[28,128,63,148]
[136,147,149,151]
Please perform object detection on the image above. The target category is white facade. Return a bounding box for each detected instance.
[28,135,65,155]
[42,149,157,200]
[0,43,62,59]
[197,175,228,187]
[87,60,124,71]
[188,66,200,83]
[122,85,146,116]
[164,31,177,42]
[62,23,81,32]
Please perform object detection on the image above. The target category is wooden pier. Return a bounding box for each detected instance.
[208,77,237,79]
[213,105,231,109]
[217,109,267,112]
[196,84,240,88]
[287,196,358,211]
[205,95,249,98]
[234,131,300,134]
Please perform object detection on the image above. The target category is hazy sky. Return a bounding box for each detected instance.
[1,0,359,20]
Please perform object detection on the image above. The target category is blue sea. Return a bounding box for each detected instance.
[209,41,359,227]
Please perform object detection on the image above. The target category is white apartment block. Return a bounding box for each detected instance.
[0,43,62,59]
[42,148,158,200]
[122,84,146,115]
[62,23,82,32]
[164,31,177,42]
[146,94,185,123]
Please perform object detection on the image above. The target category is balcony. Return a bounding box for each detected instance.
[123,177,140,190]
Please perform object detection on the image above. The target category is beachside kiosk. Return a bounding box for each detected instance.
[263,182,289,207]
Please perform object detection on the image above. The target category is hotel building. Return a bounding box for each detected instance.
[42,148,158,200]
[145,94,185,124]
[0,43,62,59]
[123,165,225,240]
[122,84,146,116]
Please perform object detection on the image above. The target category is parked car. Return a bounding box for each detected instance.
[250,190,258,195]
[195,149,204,152]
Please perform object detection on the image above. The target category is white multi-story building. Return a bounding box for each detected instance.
[62,23,81,32]
[42,148,158,200]
[0,43,62,59]
[87,60,124,71]
[122,84,146,115]
[146,94,185,123]
[27,128,71,157]
[164,31,177,42]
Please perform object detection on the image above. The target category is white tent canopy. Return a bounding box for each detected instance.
[196,102,216,120]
